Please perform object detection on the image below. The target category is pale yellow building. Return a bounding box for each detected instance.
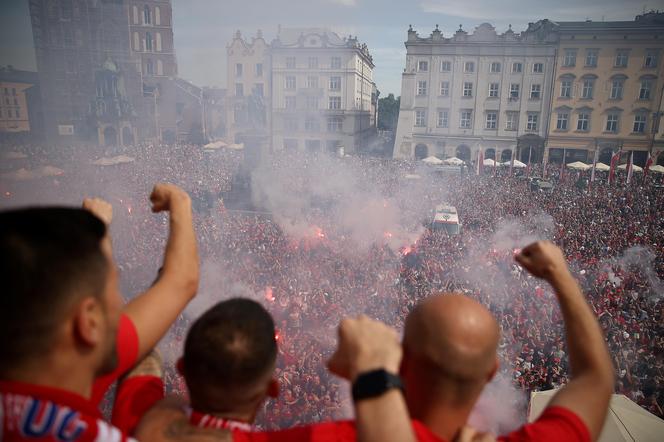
[0,81,32,133]
[545,13,664,167]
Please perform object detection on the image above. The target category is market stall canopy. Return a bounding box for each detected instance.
[422,156,444,165]
[2,151,28,160]
[1,165,64,180]
[618,164,643,172]
[226,143,245,150]
[594,162,610,171]
[92,155,136,166]
[483,158,499,167]
[649,164,664,174]
[567,161,591,171]
[503,159,527,168]
[442,157,464,166]
[530,389,664,442]
[203,140,227,150]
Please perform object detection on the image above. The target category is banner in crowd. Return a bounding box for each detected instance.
[608,150,622,185]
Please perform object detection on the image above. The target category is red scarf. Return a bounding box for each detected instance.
[187,407,253,432]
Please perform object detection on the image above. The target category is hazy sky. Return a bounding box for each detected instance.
[0,0,651,95]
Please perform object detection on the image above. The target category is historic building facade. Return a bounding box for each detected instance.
[545,13,664,167]
[0,66,42,138]
[226,28,377,154]
[393,23,557,164]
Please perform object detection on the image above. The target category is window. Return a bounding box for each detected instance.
[155,6,160,25]
[533,63,544,73]
[510,83,520,99]
[645,50,658,68]
[327,117,343,132]
[639,79,652,100]
[560,80,572,98]
[464,61,475,73]
[331,57,341,69]
[512,62,522,73]
[506,112,519,130]
[489,83,499,98]
[556,113,569,130]
[285,76,296,90]
[143,5,151,25]
[306,76,318,89]
[235,83,243,97]
[530,84,541,99]
[329,76,341,90]
[285,57,297,69]
[417,81,427,96]
[437,110,448,128]
[305,117,320,132]
[308,57,318,69]
[441,60,451,72]
[285,118,298,132]
[415,110,426,127]
[585,50,598,67]
[306,96,319,110]
[329,96,341,110]
[133,32,140,51]
[463,82,473,97]
[418,60,429,72]
[254,83,264,97]
[146,59,154,75]
[256,63,263,77]
[145,32,153,51]
[577,113,590,131]
[440,81,450,96]
[615,51,628,67]
[133,5,139,24]
[486,112,497,129]
[285,96,296,109]
[15,108,20,118]
[581,79,594,99]
[460,110,472,128]
[610,79,624,99]
[633,114,647,133]
[563,50,576,67]
[236,63,243,77]
[606,114,619,132]
[155,32,162,52]
[526,113,539,131]
[490,62,501,73]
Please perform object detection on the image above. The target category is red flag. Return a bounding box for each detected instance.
[626,151,634,184]
[608,150,622,185]
[559,148,565,181]
[477,148,484,175]
[590,147,599,183]
[509,148,515,176]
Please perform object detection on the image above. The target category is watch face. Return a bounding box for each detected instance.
[352,369,403,401]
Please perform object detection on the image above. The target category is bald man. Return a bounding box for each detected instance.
[131,241,613,441]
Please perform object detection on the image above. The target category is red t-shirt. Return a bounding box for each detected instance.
[0,380,136,442]
[91,314,140,406]
[232,407,590,442]
[111,376,165,435]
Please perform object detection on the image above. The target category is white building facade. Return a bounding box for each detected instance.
[393,23,557,164]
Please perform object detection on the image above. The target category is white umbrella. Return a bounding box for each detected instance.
[226,142,245,150]
[422,156,443,165]
[39,165,65,177]
[203,140,227,150]
[594,162,610,171]
[566,161,591,171]
[509,159,527,168]
[530,389,664,442]
[618,163,643,172]
[649,164,664,174]
[442,157,464,165]
[483,158,499,167]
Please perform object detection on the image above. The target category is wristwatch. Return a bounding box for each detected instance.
[352,369,404,401]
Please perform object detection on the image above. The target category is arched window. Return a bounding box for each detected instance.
[145,32,153,51]
[132,5,138,24]
[143,5,151,25]
[155,6,161,25]
[157,59,163,76]
[146,59,154,75]
[133,32,140,51]
[155,32,162,52]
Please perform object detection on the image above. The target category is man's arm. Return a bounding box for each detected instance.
[328,315,415,442]
[124,183,199,360]
[516,241,614,441]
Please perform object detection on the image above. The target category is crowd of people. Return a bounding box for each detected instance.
[1,141,662,433]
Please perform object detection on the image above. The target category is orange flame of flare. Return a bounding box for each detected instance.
[265,287,275,302]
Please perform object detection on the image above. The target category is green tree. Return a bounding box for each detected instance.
[377,94,400,131]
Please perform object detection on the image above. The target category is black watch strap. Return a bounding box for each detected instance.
[352,369,403,401]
